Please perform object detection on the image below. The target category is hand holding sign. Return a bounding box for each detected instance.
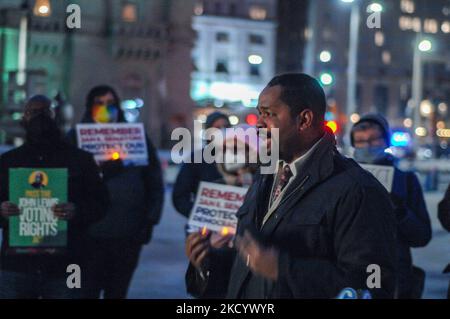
[187,182,248,235]
[52,203,76,221]
[0,202,20,218]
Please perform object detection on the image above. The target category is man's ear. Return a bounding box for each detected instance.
[297,109,314,132]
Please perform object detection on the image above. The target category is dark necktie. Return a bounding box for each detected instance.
[271,164,293,205]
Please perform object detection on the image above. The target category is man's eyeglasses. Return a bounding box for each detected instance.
[353,136,385,147]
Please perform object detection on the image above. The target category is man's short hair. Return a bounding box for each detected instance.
[267,73,327,125]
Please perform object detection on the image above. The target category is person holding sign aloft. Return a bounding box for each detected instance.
[0,95,109,299]
[351,113,432,299]
[66,85,164,299]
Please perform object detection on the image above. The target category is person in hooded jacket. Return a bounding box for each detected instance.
[350,113,432,299]
[67,85,164,299]
[0,95,108,299]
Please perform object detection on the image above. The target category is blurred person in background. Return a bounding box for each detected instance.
[67,85,164,299]
[0,95,108,299]
[173,112,257,219]
[351,113,432,299]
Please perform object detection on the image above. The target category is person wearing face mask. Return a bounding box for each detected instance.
[173,112,235,219]
[351,113,432,299]
[66,85,164,299]
[0,95,108,299]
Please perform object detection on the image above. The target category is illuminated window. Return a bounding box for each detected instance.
[33,0,52,17]
[122,3,137,23]
[424,19,438,34]
[249,5,267,20]
[375,31,384,46]
[399,16,412,30]
[442,21,450,33]
[304,28,312,40]
[194,2,204,15]
[400,0,415,14]
[382,51,391,65]
[412,17,421,32]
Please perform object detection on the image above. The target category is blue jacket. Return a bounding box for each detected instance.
[377,155,432,297]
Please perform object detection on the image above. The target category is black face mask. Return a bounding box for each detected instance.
[22,113,61,145]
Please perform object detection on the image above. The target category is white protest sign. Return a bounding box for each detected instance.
[188,182,248,235]
[360,164,395,192]
[76,123,148,166]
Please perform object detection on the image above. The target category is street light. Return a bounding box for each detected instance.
[367,2,383,13]
[320,72,334,86]
[340,0,360,150]
[33,0,51,17]
[420,100,434,117]
[339,0,385,151]
[248,55,263,65]
[418,39,432,52]
[319,50,332,63]
[412,35,433,148]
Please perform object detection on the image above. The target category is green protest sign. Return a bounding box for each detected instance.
[8,168,68,253]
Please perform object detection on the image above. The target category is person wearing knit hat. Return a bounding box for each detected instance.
[351,113,432,299]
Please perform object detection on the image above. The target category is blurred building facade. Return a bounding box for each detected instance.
[303,0,450,133]
[276,0,308,74]
[190,0,277,118]
[0,0,195,147]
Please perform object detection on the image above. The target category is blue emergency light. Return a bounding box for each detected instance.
[391,131,411,147]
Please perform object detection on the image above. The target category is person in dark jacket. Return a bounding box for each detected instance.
[172,112,231,218]
[350,113,432,299]
[66,85,164,299]
[0,95,108,299]
[185,74,397,299]
[438,184,450,298]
